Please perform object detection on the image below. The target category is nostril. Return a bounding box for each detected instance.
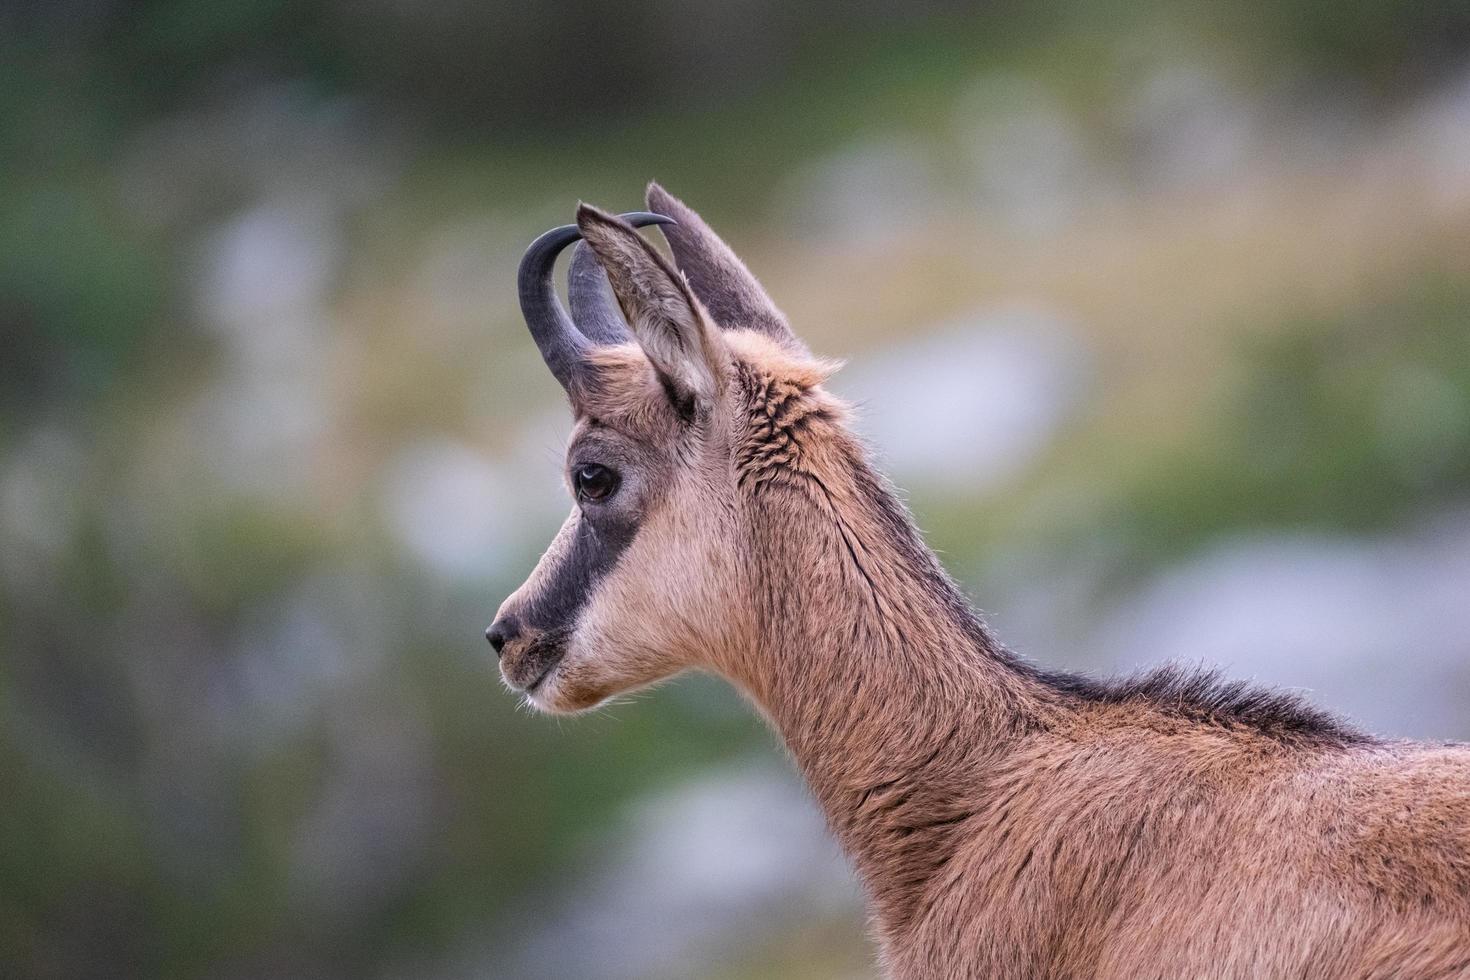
[485,616,520,656]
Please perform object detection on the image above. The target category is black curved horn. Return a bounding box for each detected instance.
[518,223,589,393]
[569,211,674,344]
[518,211,676,393]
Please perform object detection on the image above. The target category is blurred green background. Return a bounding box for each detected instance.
[3,2,1469,977]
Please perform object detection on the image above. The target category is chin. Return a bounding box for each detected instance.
[525,675,578,714]
[527,654,683,715]
[524,658,615,714]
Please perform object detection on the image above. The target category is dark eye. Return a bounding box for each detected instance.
[574,463,619,502]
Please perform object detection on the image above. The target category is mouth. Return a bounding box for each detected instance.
[524,655,562,694]
[501,630,571,695]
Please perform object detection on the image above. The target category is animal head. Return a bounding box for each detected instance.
[488,183,844,713]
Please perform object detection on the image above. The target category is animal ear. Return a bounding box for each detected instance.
[576,203,728,415]
[645,181,803,351]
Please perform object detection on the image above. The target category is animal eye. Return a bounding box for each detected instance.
[574,463,619,502]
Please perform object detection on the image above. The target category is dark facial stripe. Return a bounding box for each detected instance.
[520,508,639,635]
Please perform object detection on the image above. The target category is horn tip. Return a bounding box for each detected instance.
[622,210,675,228]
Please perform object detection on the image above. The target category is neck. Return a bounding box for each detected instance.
[721,450,1062,930]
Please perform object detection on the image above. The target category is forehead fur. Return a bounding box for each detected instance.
[577,343,675,432]
[578,329,844,429]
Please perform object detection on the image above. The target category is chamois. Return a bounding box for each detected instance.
[487,184,1470,979]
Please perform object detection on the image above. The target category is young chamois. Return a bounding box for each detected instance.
[487,184,1470,979]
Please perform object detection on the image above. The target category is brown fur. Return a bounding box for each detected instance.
[494,186,1470,978]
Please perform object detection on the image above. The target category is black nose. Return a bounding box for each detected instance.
[485,616,520,656]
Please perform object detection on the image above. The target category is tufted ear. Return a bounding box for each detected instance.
[645,182,802,351]
[575,203,729,416]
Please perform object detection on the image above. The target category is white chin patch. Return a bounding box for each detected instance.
[527,663,583,714]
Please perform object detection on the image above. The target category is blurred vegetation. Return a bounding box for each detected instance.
[2,1,1469,977]
[5,0,1468,408]
[1119,276,1470,555]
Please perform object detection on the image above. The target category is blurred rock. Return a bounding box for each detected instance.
[836,309,1089,494]
[0,424,86,593]
[1121,63,1258,191]
[380,439,517,581]
[776,138,945,246]
[498,762,861,980]
[225,565,396,747]
[1408,67,1470,211]
[187,198,343,497]
[189,369,333,498]
[954,75,1097,234]
[1096,514,1470,740]
[199,200,341,362]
